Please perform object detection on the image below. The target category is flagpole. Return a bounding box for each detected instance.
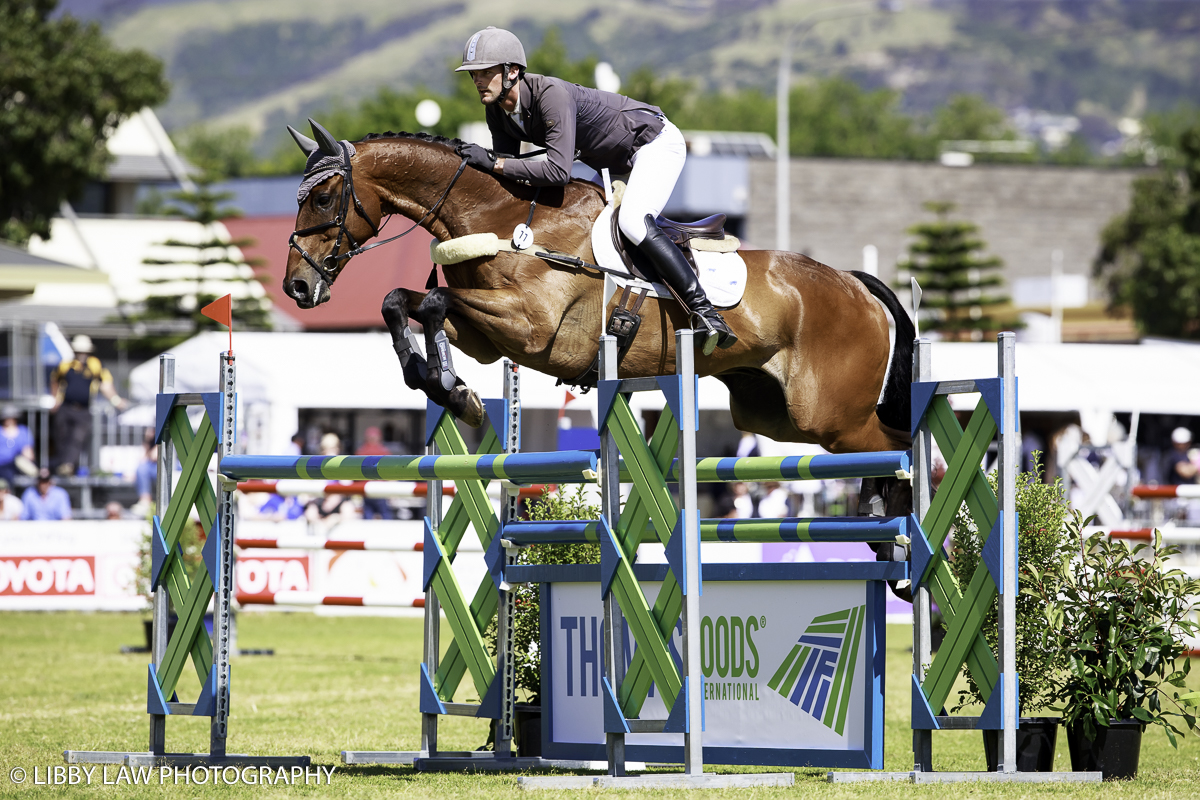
[200,294,234,357]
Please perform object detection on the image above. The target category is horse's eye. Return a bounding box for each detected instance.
[316,192,332,208]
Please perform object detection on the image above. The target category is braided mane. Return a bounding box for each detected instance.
[357,130,464,151]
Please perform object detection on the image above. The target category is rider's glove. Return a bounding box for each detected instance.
[457,143,497,173]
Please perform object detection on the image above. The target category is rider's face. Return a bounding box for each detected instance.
[470,65,516,106]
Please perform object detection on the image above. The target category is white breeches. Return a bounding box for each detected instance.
[616,119,687,246]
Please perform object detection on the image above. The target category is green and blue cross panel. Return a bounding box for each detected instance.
[594,375,697,733]
[147,392,228,717]
[908,378,1015,730]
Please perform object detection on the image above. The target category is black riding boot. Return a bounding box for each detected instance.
[635,214,737,355]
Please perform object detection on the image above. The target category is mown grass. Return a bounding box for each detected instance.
[2,613,1199,797]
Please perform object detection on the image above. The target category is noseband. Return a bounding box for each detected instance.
[289,142,470,289]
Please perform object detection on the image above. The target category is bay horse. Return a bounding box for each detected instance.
[283,120,914,455]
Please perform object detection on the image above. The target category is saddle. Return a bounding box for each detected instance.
[559,207,741,390]
[609,206,730,282]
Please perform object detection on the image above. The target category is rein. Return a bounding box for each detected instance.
[288,142,470,289]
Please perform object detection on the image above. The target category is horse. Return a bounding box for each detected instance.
[283,119,914,455]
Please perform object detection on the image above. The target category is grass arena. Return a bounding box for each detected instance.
[1,332,1196,796]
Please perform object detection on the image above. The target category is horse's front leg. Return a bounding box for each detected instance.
[414,287,485,427]
[381,289,432,394]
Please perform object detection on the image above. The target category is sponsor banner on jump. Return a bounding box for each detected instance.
[549,580,868,752]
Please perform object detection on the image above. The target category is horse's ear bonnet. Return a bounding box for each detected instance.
[288,125,318,155]
[293,119,356,204]
[309,118,342,157]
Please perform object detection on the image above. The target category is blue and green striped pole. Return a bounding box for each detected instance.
[219,452,598,484]
[616,451,910,483]
[503,515,909,546]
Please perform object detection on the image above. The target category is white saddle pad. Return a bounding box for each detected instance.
[590,205,747,309]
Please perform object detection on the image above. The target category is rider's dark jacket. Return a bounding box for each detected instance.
[485,73,664,186]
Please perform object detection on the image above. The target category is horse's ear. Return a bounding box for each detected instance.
[288,125,318,155]
[308,118,341,157]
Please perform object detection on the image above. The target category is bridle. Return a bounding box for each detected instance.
[288,141,470,288]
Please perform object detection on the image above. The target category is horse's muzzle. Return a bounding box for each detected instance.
[284,276,330,309]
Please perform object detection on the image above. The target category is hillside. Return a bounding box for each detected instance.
[62,0,1200,152]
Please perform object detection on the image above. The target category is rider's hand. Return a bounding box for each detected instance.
[457,143,497,173]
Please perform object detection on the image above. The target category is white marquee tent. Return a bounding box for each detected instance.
[128,332,1200,455]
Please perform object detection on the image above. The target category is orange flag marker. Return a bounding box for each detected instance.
[201,294,234,355]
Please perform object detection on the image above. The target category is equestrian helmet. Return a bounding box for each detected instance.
[456,27,527,72]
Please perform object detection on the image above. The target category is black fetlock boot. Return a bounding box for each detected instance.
[636,214,737,355]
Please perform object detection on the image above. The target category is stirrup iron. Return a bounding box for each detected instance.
[690,312,720,356]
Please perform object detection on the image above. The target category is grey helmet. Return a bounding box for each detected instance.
[456,27,527,72]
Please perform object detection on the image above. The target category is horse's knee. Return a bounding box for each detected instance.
[415,288,451,327]
[381,289,410,331]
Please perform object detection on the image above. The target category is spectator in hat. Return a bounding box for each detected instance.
[0,405,36,486]
[0,478,24,521]
[50,334,128,476]
[1165,427,1198,485]
[20,468,72,520]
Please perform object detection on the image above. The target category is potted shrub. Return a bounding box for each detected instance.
[1027,514,1200,779]
[949,459,1074,771]
[485,485,600,757]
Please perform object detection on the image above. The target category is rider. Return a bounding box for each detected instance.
[454,27,737,353]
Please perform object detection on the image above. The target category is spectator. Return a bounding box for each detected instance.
[0,405,36,486]
[0,478,24,520]
[285,431,304,457]
[319,432,341,456]
[104,501,125,520]
[356,426,389,457]
[305,433,356,525]
[134,428,157,513]
[757,481,791,518]
[50,335,128,476]
[730,482,756,519]
[1165,427,1198,485]
[736,431,760,459]
[20,468,72,520]
[356,426,393,520]
[255,492,306,521]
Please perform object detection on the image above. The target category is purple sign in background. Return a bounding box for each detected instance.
[763,541,913,620]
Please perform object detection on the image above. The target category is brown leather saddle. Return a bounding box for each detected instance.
[610,206,728,280]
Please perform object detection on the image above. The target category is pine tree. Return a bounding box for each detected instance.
[123,176,271,352]
[898,201,1017,341]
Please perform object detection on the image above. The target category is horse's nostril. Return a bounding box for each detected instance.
[288,279,310,299]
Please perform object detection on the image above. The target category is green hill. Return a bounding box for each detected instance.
[62,0,1200,150]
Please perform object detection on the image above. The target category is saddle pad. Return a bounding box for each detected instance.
[591,205,747,309]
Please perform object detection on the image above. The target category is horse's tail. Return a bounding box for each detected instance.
[851,270,914,434]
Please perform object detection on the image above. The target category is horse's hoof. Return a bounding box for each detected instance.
[450,386,485,428]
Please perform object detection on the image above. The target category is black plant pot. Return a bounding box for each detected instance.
[982,717,1058,772]
[143,613,214,650]
[514,704,542,758]
[1067,719,1144,780]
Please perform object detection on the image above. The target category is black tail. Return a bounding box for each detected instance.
[851,270,914,434]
